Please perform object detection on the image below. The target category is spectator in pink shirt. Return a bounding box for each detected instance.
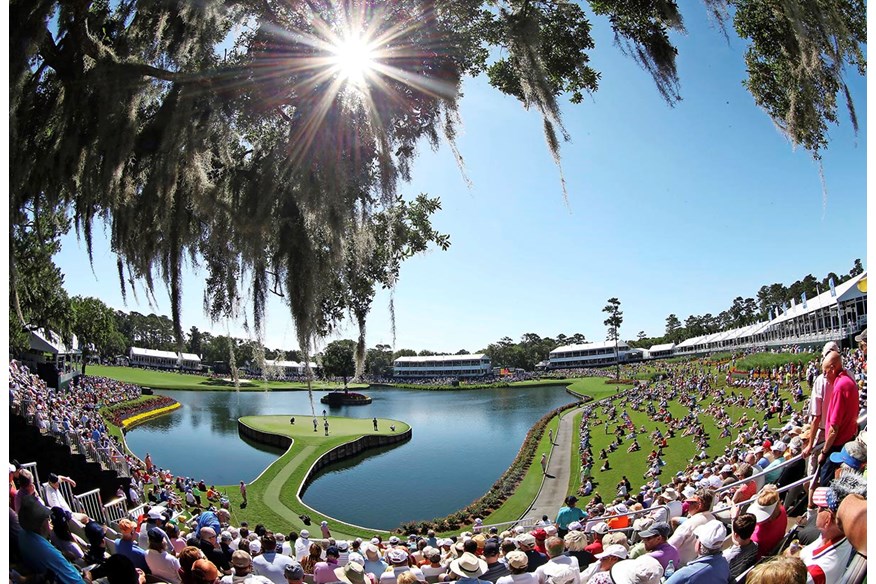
[816,352,859,486]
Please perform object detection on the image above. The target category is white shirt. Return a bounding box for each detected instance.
[295,538,311,560]
[535,557,580,584]
[146,549,182,584]
[496,574,538,584]
[799,536,852,584]
[44,483,72,513]
[253,552,296,584]
[667,512,714,567]
[378,566,426,584]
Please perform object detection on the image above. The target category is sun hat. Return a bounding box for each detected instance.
[505,550,528,570]
[595,544,628,560]
[591,522,610,535]
[637,522,671,540]
[748,499,778,523]
[450,552,488,579]
[609,556,664,584]
[334,561,368,584]
[855,329,867,343]
[694,520,727,550]
[231,550,252,569]
[542,564,578,584]
[386,548,408,564]
[300,530,310,538]
[662,487,679,500]
[681,486,696,499]
[284,563,305,581]
[829,441,866,470]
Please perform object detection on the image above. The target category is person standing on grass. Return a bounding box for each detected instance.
[240,481,247,505]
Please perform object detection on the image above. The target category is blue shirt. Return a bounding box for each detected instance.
[555,506,586,529]
[18,530,85,584]
[196,511,221,534]
[115,538,151,572]
[664,553,729,584]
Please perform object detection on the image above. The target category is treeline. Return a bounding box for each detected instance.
[631,259,864,349]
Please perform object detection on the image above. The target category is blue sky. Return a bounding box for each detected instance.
[54,5,868,354]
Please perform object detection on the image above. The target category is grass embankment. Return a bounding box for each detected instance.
[572,361,810,505]
[87,365,366,392]
[568,410,584,496]
[734,352,818,371]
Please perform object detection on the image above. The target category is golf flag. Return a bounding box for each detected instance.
[802,292,807,309]
[830,277,836,297]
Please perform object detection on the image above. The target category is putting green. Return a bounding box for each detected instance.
[229,415,410,538]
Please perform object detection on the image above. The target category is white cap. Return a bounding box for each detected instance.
[694,520,727,550]
[595,544,628,560]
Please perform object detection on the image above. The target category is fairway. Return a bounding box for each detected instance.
[86,364,366,392]
[219,415,411,538]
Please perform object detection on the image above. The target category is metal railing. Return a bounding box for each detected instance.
[715,411,867,497]
[74,488,106,525]
[19,462,43,501]
[104,496,129,524]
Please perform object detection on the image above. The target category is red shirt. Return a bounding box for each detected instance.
[752,504,787,559]
[825,371,860,446]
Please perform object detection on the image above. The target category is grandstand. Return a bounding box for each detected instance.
[547,340,636,369]
[128,347,203,371]
[393,354,492,378]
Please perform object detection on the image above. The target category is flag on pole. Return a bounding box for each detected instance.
[802,292,808,309]
[830,277,837,297]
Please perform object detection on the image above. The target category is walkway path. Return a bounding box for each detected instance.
[523,404,583,522]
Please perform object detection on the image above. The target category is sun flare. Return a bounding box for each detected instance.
[330,35,377,85]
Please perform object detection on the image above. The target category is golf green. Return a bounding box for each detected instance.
[227,415,411,538]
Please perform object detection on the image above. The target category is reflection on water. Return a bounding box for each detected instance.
[125,385,574,529]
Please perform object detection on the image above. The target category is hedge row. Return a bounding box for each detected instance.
[395,400,581,534]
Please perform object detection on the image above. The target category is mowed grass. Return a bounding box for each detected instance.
[87,365,366,392]
[206,416,408,539]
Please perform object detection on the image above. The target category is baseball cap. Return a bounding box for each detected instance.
[300,530,309,538]
[515,533,536,547]
[637,522,671,539]
[823,341,840,356]
[748,500,778,523]
[595,544,628,560]
[148,508,165,520]
[829,441,866,470]
[694,520,727,550]
[284,563,305,581]
[771,441,787,452]
[147,527,165,543]
[590,522,610,535]
[567,521,582,531]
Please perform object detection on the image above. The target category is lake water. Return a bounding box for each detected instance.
[124,385,575,529]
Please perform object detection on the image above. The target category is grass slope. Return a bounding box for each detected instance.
[87,365,366,392]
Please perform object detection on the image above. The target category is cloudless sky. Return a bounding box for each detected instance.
[53,5,868,355]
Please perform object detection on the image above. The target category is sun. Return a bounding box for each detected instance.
[330,35,377,86]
